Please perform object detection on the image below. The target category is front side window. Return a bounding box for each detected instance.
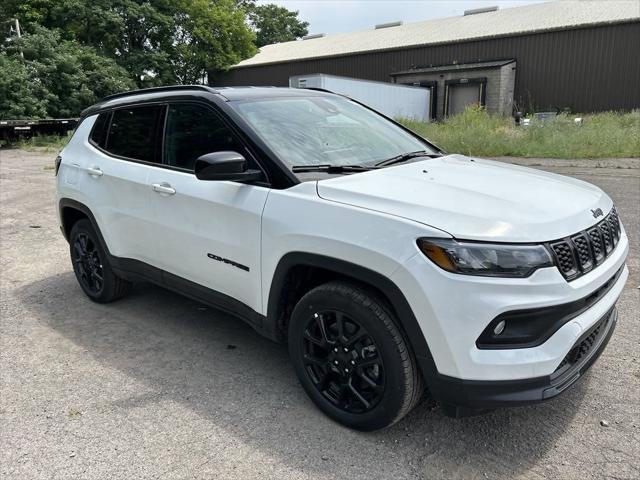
[232,96,435,168]
[163,103,244,171]
[105,105,163,162]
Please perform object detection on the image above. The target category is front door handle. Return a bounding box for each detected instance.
[151,182,176,195]
[86,166,103,177]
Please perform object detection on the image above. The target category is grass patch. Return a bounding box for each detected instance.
[399,107,640,158]
[10,133,71,152]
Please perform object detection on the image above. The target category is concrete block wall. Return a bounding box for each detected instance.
[394,62,516,119]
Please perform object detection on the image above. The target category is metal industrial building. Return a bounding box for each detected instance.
[212,1,640,119]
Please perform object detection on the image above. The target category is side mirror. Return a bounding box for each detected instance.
[195,151,263,182]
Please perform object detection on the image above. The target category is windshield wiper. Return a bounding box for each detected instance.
[375,150,441,167]
[291,164,376,173]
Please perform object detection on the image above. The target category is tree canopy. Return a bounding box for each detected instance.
[0,0,309,119]
[0,25,136,119]
[0,53,49,119]
[248,3,309,47]
[2,0,257,87]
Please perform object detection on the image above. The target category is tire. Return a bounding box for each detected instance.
[69,219,131,303]
[288,280,423,430]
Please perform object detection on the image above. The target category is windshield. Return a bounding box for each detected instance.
[232,96,436,169]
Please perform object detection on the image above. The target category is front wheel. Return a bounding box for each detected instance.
[69,219,131,303]
[288,280,423,430]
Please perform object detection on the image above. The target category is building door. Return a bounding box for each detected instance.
[445,78,486,116]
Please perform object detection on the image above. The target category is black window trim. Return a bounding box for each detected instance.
[87,99,271,187]
[88,110,112,150]
[160,99,271,186]
[105,103,165,164]
[87,101,167,166]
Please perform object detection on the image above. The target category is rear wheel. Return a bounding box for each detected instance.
[288,280,423,430]
[69,219,131,303]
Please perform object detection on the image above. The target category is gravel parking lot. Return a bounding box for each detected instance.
[1,149,639,480]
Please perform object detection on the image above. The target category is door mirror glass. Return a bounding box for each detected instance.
[195,151,262,182]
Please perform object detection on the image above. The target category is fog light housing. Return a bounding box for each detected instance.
[493,320,506,335]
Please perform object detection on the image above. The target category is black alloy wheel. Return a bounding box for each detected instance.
[73,232,104,294]
[69,219,131,303]
[289,280,423,430]
[302,309,385,413]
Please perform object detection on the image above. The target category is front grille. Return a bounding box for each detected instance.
[554,308,613,374]
[548,207,622,281]
[587,227,605,263]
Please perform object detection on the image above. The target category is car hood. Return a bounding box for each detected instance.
[316,155,612,242]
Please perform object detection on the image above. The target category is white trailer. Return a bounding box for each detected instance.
[289,73,431,122]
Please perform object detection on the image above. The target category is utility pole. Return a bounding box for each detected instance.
[3,18,25,58]
[14,18,24,58]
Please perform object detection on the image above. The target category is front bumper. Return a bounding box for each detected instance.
[390,226,628,416]
[429,307,618,417]
[392,230,628,381]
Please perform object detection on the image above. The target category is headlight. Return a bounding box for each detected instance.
[417,238,554,278]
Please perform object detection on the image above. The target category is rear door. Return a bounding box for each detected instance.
[83,105,164,265]
[147,102,269,313]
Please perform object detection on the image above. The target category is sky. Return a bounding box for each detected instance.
[258,0,550,35]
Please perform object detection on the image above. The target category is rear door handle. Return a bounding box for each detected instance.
[86,166,103,177]
[152,182,176,195]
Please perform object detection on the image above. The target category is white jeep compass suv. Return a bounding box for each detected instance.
[56,86,629,430]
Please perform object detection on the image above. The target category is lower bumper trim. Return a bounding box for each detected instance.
[422,307,618,417]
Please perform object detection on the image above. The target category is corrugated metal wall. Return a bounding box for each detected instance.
[212,22,640,113]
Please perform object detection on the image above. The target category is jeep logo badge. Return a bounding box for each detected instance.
[591,208,604,218]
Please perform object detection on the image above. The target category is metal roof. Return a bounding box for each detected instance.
[391,59,516,76]
[233,1,640,68]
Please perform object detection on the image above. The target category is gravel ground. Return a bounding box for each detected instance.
[1,149,639,480]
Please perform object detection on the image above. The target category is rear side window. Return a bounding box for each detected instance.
[105,105,163,162]
[89,112,110,148]
[163,103,244,171]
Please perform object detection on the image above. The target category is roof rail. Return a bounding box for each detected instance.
[303,87,336,94]
[100,85,215,102]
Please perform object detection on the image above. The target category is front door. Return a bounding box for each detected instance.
[148,102,269,314]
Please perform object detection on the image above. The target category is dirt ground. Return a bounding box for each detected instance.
[1,149,639,480]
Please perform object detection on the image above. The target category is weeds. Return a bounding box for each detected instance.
[399,106,640,158]
[11,133,71,152]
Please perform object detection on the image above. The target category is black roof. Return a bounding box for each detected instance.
[216,86,332,100]
[81,85,333,117]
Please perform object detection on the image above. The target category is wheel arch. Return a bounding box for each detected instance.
[59,198,110,255]
[267,252,440,385]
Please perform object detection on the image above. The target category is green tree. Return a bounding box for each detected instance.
[248,3,309,47]
[170,0,256,84]
[0,54,49,119]
[1,26,135,117]
[3,0,257,87]
[13,0,177,87]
